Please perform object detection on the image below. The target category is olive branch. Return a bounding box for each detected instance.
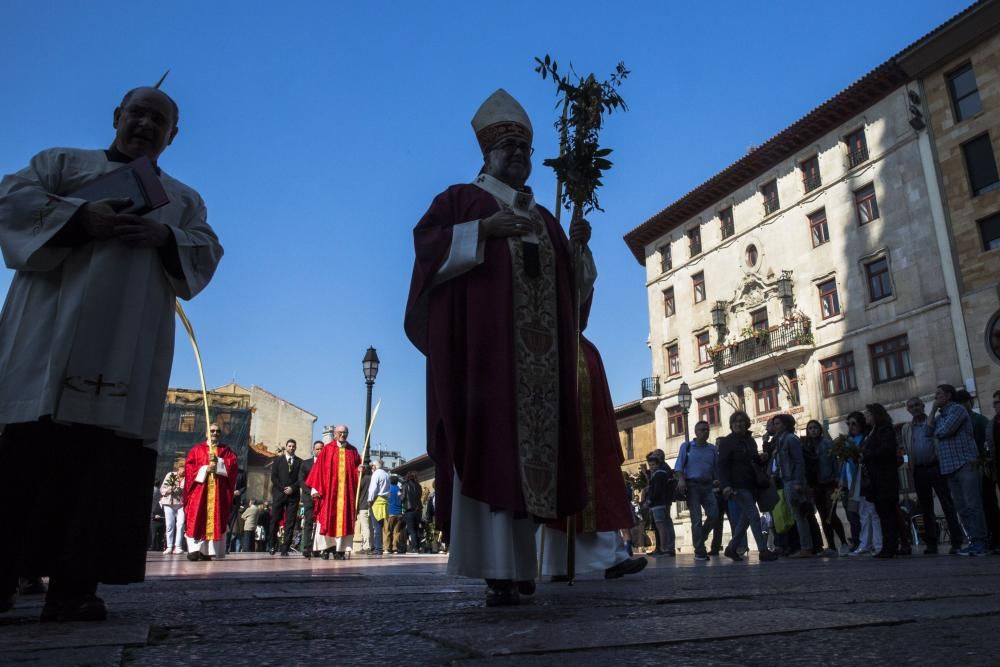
[534,55,630,216]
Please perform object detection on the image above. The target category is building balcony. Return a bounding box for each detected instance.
[848,145,869,168]
[802,173,822,193]
[763,196,780,216]
[641,376,660,398]
[710,319,814,377]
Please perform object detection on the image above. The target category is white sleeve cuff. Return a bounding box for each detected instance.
[195,465,209,483]
[432,220,485,286]
[216,459,228,476]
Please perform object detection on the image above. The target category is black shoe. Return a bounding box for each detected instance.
[320,550,330,560]
[694,551,710,561]
[280,550,289,557]
[40,594,107,623]
[485,582,519,607]
[707,549,720,556]
[303,551,312,559]
[605,556,648,579]
[724,545,743,562]
[269,548,276,555]
[516,580,536,596]
[186,551,203,562]
[333,552,345,561]
[758,550,779,562]
[923,545,938,555]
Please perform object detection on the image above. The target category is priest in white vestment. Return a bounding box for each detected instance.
[0,86,222,622]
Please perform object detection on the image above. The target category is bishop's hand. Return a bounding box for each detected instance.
[480,212,531,239]
[569,216,591,245]
[113,216,172,248]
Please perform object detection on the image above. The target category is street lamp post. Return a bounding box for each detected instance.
[678,381,692,445]
[362,347,380,459]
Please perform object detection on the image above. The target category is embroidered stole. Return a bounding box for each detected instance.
[473,174,560,519]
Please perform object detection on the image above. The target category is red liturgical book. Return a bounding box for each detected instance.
[70,156,169,215]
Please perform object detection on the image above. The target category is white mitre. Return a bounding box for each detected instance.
[471,89,533,156]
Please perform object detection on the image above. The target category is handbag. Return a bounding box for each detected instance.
[771,489,794,534]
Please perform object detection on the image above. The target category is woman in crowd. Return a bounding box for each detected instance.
[158,459,186,555]
[846,412,882,556]
[861,403,901,559]
[718,411,777,562]
[804,420,848,555]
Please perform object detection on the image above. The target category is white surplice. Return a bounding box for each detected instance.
[0,148,223,441]
[539,528,630,577]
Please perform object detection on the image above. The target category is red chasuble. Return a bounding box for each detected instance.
[183,442,238,541]
[306,442,361,537]
[404,184,586,536]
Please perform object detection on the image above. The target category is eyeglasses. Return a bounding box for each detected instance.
[492,140,534,157]
[209,430,220,434]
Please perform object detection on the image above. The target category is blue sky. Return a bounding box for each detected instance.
[0,0,971,459]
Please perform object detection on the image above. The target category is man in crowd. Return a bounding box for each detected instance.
[718,411,778,562]
[241,501,261,552]
[403,88,589,606]
[306,425,361,560]
[0,85,222,621]
[299,440,323,558]
[928,384,987,556]
[402,472,424,554]
[901,397,964,554]
[269,439,301,556]
[956,390,1000,552]
[643,451,675,557]
[355,462,374,554]
[675,421,719,561]
[184,425,239,560]
[368,459,390,556]
[386,475,404,553]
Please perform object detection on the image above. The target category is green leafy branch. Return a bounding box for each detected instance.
[534,55,630,215]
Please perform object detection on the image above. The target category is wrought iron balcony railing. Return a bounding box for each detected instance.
[802,173,822,193]
[711,320,813,373]
[763,195,780,216]
[641,376,660,398]
[848,145,869,168]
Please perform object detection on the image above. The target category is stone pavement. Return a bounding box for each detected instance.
[1,550,998,665]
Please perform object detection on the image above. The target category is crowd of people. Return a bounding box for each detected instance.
[151,433,445,561]
[632,385,1000,561]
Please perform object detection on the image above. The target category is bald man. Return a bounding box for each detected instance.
[0,86,223,621]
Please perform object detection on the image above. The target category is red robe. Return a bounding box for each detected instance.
[404,184,586,537]
[306,442,361,537]
[548,336,634,533]
[183,442,238,541]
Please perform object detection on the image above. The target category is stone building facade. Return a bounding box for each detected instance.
[897,2,1000,405]
[623,10,988,461]
[616,399,657,475]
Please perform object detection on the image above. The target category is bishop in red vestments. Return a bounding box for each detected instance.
[306,425,361,558]
[183,425,238,560]
[404,89,590,606]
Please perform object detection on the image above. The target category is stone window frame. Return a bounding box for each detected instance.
[817,277,841,320]
[961,132,1000,197]
[719,205,736,240]
[855,182,880,225]
[659,241,672,273]
[687,225,703,257]
[800,154,822,193]
[808,207,830,247]
[753,376,780,416]
[694,330,712,367]
[820,352,858,397]
[663,287,676,318]
[978,210,1000,252]
[698,394,721,427]
[946,61,982,123]
[760,179,780,216]
[667,405,687,438]
[692,272,707,304]
[860,250,894,304]
[664,341,681,378]
[844,126,869,169]
[869,334,912,385]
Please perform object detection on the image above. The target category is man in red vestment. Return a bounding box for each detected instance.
[183,424,238,561]
[306,425,361,559]
[404,89,589,606]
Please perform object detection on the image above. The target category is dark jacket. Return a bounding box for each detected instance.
[772,432,808,487]
[647,468,673,507]
[271,455,302,500]
[861,424,900,502]
[299,457,316,493]
[402,479,422,513]
[717,432,760,491]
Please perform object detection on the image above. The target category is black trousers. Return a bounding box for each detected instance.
[0,420,156,595]
[269,494,300,553]
[873,493,899,555]
[403,509,421,552]
[913,463,963,547]
[301,497,315,553]
[981,472,1000,549]
[243,530,256,552]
